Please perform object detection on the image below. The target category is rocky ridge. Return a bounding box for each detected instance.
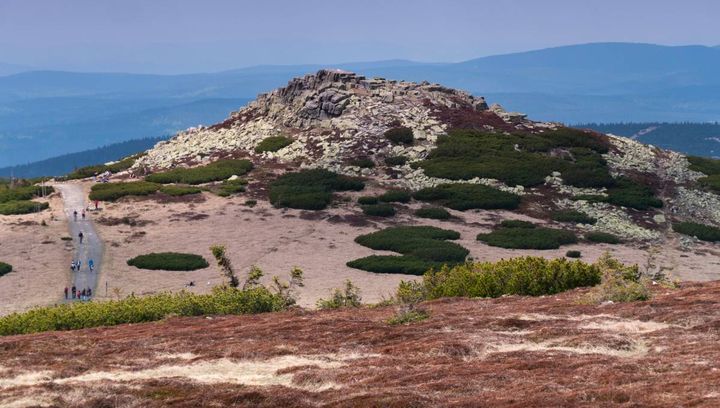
[133,69,720,241]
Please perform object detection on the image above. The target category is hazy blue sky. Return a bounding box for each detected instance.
[0,0,718,73]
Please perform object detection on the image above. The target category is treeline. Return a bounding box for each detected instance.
[0,137,165,178]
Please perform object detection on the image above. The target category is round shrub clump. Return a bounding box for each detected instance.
[127,252,210,271]
[384,127,414,145]
[362,203,396,217]
[378,190,411,203]
[565,250,582,258]
[585,232,621,244]
[414,207,451,220]
[414,183,521,211]
[0,262,12,277]
[551,210,596,225]
[499,220,535,229]
[0,200,49,215]
[385,156,408,166]
[255,136,293,153]
[673,221,720,242]
[477,225,578,249]
[145,159,253,185]
[358,196,379,205]
[160,185,202,196]
[89,181,160,202]
[269,169,364,210]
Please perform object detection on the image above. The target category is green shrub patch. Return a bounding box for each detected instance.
[127,252,209,271]
[385,156,408,166]
[477,224,577,249]
[551,210,597,224]
[414,183,520,211]
[0,262,12,277]
[499,219,536,229]
[159,185,202,196]
[414,207,451,220]
[362,203,396,217]
[418,129,612,187]
[216,179,247,197]
[66,155,139,180]
[358,196,379,205]
[0,287,284,336]
[0,200,49,215]
[422,256,601,299]
[605,178,663,210]
[688,156,720,175]
[0,185,55,203]
[698,175,720,193]
[378,190,411,203]
[384,127,414,145]
[348,226,468,275]
[254,136,293,153]
[145,159,253,185]
[586,232,622,244]
[269,169,364,210]
[565,250,582,258]
[673,221,720,242]
[89,181,160,202]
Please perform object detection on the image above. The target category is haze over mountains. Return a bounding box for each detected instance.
[2,42,720,172]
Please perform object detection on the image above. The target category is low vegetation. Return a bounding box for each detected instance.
[357,196,379,205]
[361,203,396,217]
[413,183,520,211]
[317,280,362,309]
[127,252,210,271]
[687,155,720,176]
[410,256,601,299]
[584,253,650,303]
[254,136,293,153]
[499,219,535,229]
[477,222,577,249]
[216,178,247,197]
[385,155,408,166]
[387,309,430,325]
[551,209,596,224]
[0,262,12,277]
[145,159,253,185]
[89,181,160,201]
[384,126,414,145]
[673,221,720,242]
[0,287,285,336]
[349,157,375,168]
[347,226,468,275]
[586,231,622,244]
[65,154,139,180]
[605,178,663,210]
[159,185,202,196]
[0,200,49,215]
[378,189,411,203]
[269,169,364,210]
[417,128,612,187]
[0,184,54,203]
[414,207,451,220]
[565,250,582,258]
[698,174,720,193]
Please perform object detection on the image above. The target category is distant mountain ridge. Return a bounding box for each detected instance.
[3,42,720,166]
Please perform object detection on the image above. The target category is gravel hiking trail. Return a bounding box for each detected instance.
[56,184,103,300]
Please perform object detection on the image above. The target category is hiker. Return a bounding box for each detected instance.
[77,260,82,270]
[70,261,75,272]
[81,210,86,220]
[64,287,68,299]
[78,232,84,244]
[88,259,94,272]
[94,200,99,210]
[71,285,76,299]
[87,288,92,298]
[73,210,78,221]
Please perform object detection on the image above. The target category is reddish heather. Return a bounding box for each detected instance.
[1,282,719,407]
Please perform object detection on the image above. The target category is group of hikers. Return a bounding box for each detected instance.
[70,259,94,272]
[64,286,92,301]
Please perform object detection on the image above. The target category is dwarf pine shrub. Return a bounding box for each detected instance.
[255,136,293,153]
[362,203,396,217]
[269,169,364,210]
[673,221,720,242]
[0,262,12,277]
[414,183,520,211]
[89,181,160,201]
[414,207,451,220]
[385,127,414,145]
[127,252,209,271]
[145,159,253,185]
[477,224,577,249]
[159,185,202,196]
[0,200,49,215]
[551,210,596,224]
